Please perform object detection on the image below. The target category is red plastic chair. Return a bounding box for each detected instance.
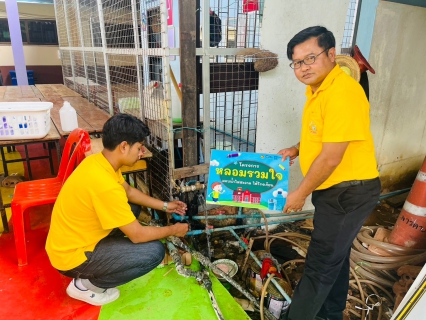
[11,128,91,266]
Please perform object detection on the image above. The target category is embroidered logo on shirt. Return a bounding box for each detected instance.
[309,121,317,135]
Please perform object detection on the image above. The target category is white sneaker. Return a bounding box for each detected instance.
[66,279,120,306]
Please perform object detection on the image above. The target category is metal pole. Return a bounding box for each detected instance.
[160,0,176,200]
[74,0,91,101]
[352,0,362,52]
[131,0,144,120]
[62,0,77,90]
[96,0,114,115]
[89,16,99,85]
[202,0,211,164]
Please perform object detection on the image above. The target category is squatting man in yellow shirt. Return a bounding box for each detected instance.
[46,114,188,306]
[278,26,381,320]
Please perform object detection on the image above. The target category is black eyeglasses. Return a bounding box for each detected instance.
[289,48,329,69]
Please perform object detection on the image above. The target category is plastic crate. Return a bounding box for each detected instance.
[0,102,53,140]
[9,70,35,86]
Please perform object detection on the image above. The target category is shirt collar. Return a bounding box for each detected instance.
[305,64,343,98]
[94,152,119,176]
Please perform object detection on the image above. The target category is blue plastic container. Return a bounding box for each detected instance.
[9,70,35,85]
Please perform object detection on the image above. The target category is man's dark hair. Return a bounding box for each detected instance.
[102,113,150,150]
[287,26,335,60]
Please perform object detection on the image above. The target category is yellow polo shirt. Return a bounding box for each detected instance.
[45,153,136,271]
[299,64,379,190]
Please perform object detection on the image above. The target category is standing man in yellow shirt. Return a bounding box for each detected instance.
[46,114,188,306]
[279,26,381,320]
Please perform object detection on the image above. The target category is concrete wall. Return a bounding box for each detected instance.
[0,3,60,67]
[369,1,426,192]
[256,0,349,209]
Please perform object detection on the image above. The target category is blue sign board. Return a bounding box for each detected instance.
[207,150,290,211]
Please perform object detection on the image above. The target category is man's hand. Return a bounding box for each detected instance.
[283,190,306,213]
[166,200,187,216]
[278,145,299,166]
[172,222,189,237]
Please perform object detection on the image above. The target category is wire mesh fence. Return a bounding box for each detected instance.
[55,0,263,201]
[55,0,357,200]
[341,0,359,54]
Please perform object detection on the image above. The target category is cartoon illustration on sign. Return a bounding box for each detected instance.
[209,182,225,202]
[207,150,290,211]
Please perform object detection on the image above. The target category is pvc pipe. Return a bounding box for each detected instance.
[185,213,314,236]
[175,210,314,221]
[378,188,411,200]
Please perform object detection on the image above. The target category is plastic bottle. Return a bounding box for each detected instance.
[275,191,285,211]
[59,101,78,132]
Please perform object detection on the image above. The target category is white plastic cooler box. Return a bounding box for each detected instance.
[0,102,53,140]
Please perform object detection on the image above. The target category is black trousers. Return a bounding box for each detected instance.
[287,178,381,320]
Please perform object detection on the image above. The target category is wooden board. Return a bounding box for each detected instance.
[179,0,198,169]
[59,96,110,131]
[86,138,152,174]
[87,138,152,158]
[0,86,38,100]
[43,98,95,135]
[31,86,45,99]
[173,163,209,179]
[0,98,41,102]
[35,84,81,98]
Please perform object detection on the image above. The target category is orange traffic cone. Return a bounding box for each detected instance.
[388,157,426,249]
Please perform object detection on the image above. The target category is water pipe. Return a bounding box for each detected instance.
[209,126,255,147]
[378,188,411,200]
[185,212,314,236]
[173,210,314,221]
[228,228,292,304]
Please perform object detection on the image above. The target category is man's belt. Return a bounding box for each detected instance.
[330,177,379,189]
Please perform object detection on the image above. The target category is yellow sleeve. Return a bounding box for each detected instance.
[322,89,369,143]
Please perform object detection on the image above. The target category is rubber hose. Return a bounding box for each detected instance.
[351,249,426,270]
[352,236,380,256]
[279,259,305,299]
[348,308,361,318]
[257,210,270,253]
[258,232,310,255]
[350,267,366,320]
[349,279,395,303]
[350,248,419,263]
[260,274,275,320]
[348,282,382,320]
[350,259,394,287]
[359,229,424,255]
[347,295,372,320]
[261,235,308,255]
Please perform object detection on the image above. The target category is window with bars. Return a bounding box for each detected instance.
[0,19,58,45]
